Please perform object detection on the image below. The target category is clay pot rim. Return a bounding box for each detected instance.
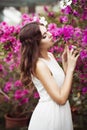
[4,114,29,121]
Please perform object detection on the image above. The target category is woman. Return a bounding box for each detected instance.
[19,22,79,130]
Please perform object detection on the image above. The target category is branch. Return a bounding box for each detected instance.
[0,88,10,100]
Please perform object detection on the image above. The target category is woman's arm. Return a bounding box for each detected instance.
[35,46,79,105]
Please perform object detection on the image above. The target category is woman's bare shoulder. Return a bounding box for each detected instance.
[36,59,46,69]
[35,58,52,79]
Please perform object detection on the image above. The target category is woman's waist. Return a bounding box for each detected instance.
[39,96,52,103]
[39,97,69,106]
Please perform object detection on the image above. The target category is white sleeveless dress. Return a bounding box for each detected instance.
[28,53,73,130]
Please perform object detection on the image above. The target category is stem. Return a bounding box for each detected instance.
[0,88,10,100]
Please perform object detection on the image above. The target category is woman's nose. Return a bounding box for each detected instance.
[48,32,52,37]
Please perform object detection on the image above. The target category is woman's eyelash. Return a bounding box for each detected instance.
[42,35,46,39]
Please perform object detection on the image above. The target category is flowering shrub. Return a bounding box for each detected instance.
[48,23,87,115]
[0,19,40,118]
[0,79,39,118]
[43,0,87,116]
[0,80,39,118]
[0,0,87,119]
[2,80,29,117]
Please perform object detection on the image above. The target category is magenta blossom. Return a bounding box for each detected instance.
[60,25,74,41]
[73,10,79,17]
[14,80,23,87]
[22,13,33,21]
[62,6,72,15]
[59,16,68,23]
[82,28,87,47]
[80,50,87,59]
[48,23,57,30]
[48,12,55,17]
[82,87,87,94]
[0,64,3,71]
[22,89,29,95]
[44,6,49,12]
[74,27,82,38]
[14,89,29,99]
[81,10,87,20]
[20,98,29,104]
[72,0,77,4]
[4,52,13,62]
[34,92,40,99]
[14,90,25,99]
[4,81,12,93]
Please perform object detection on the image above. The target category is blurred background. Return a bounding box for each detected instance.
[0,0,87,130]
[0,0,71,25]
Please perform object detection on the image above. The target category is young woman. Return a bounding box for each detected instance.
[19,22,79,130]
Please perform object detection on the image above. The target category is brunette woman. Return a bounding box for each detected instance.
[19,22,79,130]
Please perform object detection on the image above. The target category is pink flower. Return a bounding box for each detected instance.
[0,64,3,72]
[72,0,77,4]
[34,92,39,99]
[22,89,29,95]
[74,27,82,38]
[14,80,23,87]
[4,81,12,92]
[21,98,29,104]
[4,52,13,62]
[22,13,31,21]
[59,16,68,23]
[73,10,79,17]
[14,90,24,99]
[9,64,16,71]
[82,87,87,94]
[62,25,74,41]
[48,23,57,30]
[44,6,49,12]
[80,50,87,59]
[82,28,87,47]
[14,89,29,100]
[48,12,54,17]
[62,6,72,15]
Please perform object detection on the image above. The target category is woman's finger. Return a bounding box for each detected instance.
[72,50,80,57]
[66,45,69,55]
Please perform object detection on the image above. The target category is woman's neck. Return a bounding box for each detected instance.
[40,50,50,60]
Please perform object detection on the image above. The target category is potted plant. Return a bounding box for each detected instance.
[0,80,39,128]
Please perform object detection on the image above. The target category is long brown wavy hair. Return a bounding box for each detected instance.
[19,22,43,87]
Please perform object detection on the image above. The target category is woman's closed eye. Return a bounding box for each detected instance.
[42,35,47,39]
[42,31,48,39]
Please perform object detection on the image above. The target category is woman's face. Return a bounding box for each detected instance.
[39,25,54,50]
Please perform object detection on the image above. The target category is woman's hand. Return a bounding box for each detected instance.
[66,45,80,72]
[62,45,80,74]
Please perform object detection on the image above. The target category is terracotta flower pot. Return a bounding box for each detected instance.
[4,114,31,128]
